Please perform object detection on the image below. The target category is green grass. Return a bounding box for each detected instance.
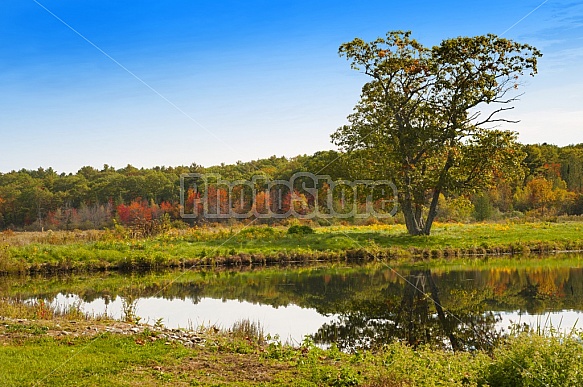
[1,319,582,386]
[0,334,191,386]
[2,221,583,273]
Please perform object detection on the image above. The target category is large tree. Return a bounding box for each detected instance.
[332,31,541,235]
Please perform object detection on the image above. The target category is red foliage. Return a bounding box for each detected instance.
[254,191,269,214]
[117,198,153,225]
[184,188,202,217]
[206,186,229,215]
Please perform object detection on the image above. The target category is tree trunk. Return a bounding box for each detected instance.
[423,188,441,235]
[422,152,453,235]
[401,196,424,235]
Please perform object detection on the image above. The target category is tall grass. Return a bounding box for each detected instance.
[227,319,266,345]
[0,297,99,321]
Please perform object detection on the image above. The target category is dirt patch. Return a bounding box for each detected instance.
[163,351,294,384]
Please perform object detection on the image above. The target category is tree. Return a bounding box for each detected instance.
[332,31,541,235]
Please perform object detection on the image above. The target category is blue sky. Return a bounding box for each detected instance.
[0,0,582,173]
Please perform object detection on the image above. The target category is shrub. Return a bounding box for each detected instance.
[287,225,315,235]
[481,332,583,387]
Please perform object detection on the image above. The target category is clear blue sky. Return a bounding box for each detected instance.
[1,0,581,173]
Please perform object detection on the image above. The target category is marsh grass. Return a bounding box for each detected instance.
[0,229,103,246]
[121,296,141,324]
[227,319,266,346]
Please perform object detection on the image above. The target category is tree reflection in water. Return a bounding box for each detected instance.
[312,269,502,352]
[5,260,582,351]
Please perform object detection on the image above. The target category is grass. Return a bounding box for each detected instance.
[1,312,582,386]
[0,334,193,386]
[1,221,583,273]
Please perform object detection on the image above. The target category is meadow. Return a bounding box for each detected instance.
[1,221,583,273]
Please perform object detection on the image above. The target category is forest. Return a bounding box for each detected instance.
[1,142,582,231]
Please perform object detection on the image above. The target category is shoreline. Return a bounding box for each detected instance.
[1,301,582,386]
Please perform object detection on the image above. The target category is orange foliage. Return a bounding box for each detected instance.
[117,198,158,224]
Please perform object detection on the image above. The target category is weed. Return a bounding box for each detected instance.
[154,317,164,330]
[34,299,52,320]
[480,331,583,386]
[228,319,266,346]
[121,296,140,324]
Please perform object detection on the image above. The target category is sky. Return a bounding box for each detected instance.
[0,0,582,173]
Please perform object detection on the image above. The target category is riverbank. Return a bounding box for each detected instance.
[0,221,583,273]
[1,299,582,386]
[2,221,583,273]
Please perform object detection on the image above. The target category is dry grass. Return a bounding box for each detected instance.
[1,229,104,246]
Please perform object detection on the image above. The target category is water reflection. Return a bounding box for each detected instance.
[7,256,583,350]
[312,269,502,351]
[46,293,335,344]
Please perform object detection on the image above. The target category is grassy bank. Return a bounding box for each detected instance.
[1,300,582,386]
[2,221,583,273]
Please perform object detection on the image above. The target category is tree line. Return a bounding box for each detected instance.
[0,144,582,231]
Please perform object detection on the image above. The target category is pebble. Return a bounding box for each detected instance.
[0,316,206,347]
[104,323,206,347]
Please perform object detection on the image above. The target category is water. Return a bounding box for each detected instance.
[45,293,336,344]
[8,255,583,349]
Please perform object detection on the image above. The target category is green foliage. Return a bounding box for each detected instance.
[481,332,583,386]
[237,226,283,240]
[4,324,48,335]
[0,334,191,386]
[2,319,582,387]
[2,222,583,273]
[1,142,583,233]
[287,224,315,235]
[473,193,495,221]
[333,30,540,235]
[436,194,474,222]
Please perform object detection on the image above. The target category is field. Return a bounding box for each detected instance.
[1,221,583,273]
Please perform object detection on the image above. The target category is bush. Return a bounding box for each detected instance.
[481,332,583,386]
[567,194,583,215]
[287,225,315,235]
[238,226,281,239]
[437,194,474,222]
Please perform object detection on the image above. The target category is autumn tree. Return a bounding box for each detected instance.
[560,145,583,193]
[332,31,541,235]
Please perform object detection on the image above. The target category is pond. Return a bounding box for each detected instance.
[5,254,583,350]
